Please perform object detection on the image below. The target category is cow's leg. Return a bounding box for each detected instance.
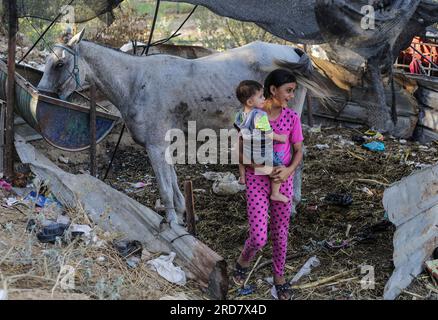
[145,144,182,225]
[171,168,186,218]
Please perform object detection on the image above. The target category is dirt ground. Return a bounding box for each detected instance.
[11,123,436,300]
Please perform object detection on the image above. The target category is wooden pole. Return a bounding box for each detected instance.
[89,83,97,177]
[303,44,314,127]
[0,100,5,177]
[184,180,196,236]
[5,0,17,180]
[306,95,314,127]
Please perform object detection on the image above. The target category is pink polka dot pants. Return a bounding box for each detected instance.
[241,168,293,277]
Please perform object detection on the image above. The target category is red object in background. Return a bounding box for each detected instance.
[398,36,438,75]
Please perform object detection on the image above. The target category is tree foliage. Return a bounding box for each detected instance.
[192,7,289,50]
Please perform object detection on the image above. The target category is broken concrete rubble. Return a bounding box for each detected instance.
[14,135,228,299]
[382,163,438,300]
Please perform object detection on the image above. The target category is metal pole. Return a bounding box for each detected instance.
[184,180,196,236]
[89,83,97,177]
[5,0,17,180]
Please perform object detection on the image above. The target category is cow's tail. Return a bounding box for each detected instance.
[274,48,333,106]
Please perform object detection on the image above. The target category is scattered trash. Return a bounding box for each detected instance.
[126,256,141,269]
[147,252,187,286]
[346,224,352,237]
[238,285,255,296]
[425,260,438,282]
[113,239,143,259]
[0,180,12,192]
[193,189,207,194]
[352,135,366,144]
[96,256,106,264]
[58,156,69,164]
[308,125,322,134]
[324,239,350,250]
[315,144,330,150]
[354,220,393,244]
[26,219,36,233]
[360,187,374,196]
[213,179,246,195]
[0,289,7,300]
[290,256,321,285]
[202,171,233,181]
[399,139,407,144]
[203,172,246,195]
[306,205,318,211]
[25,191,61,208]
[362,141,385,152]
[325,193,353,206]
[130,182,146,189]
[364,130,384,141]
[56,215,71,225]
[5,197,18,207]
[36,222,69,244]
[70,224,92,239]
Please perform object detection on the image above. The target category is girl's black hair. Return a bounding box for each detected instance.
[263,69,297,98]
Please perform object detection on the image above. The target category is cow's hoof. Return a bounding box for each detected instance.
[165,212,184,227]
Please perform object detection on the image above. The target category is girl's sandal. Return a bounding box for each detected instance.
[274,283,293,300]
[232,262,249,286]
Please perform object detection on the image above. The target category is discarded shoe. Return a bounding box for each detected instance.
[325,193,353,206]
[26,219,36,233]
[37,223,69,243]
[113,239,143,258]
[352,135,366,145]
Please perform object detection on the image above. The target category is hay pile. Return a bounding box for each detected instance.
[0,185,201,300]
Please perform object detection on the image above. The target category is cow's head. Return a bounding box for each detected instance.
[37,29,86,100]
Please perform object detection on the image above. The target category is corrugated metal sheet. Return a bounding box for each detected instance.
[383,163,438,300]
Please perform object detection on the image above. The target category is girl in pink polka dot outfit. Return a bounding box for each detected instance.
[233,69,304,300]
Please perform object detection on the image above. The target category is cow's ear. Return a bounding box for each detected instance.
[68,28,85,47]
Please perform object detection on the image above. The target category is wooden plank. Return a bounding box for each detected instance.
[184,180,196,236]
[89,84,97,177]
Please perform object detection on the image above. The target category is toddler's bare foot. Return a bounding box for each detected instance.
[270,192,289,203]
[238,176,246,185]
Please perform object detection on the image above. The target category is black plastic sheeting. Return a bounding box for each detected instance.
[165,0,438,54]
